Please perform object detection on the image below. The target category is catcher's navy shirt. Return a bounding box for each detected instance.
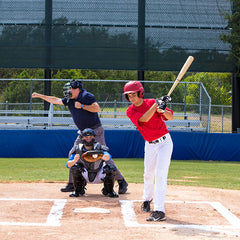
[62,89,101,130]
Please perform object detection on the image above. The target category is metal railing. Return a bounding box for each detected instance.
[0,79,211,132]
[0,101,208,132]
[1,102,231,132]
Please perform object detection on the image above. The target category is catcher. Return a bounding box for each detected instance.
[66,128,119,198]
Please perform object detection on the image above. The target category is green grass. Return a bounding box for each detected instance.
[0,158,240,190]
[168,160,240,190]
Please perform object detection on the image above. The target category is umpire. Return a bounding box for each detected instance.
[32,79,128,194]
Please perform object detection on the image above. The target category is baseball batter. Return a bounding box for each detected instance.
[123,81,173,221]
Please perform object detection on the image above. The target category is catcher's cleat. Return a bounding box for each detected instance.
[101,188,119,198]
[102,163,118,198]
[69,190,85,197]
[118,179,128,194]
[141,200,152,212]
[146,211,166,221]
[60,183,74,192]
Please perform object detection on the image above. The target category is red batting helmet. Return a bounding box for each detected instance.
[123,81,144,101]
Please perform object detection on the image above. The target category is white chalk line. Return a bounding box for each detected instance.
[120,200,240,237]
[0,198,67,227]
[1,197,240,237]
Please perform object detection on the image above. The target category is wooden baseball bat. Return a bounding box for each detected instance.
[167,56,194,96]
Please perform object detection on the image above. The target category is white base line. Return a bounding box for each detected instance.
[120,200,240,237]
[0,198,67,227]
[209,201,240,227]
[1,197,240,236]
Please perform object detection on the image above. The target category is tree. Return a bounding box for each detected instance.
[0,69,44,104]
[220,0,240,73]
[220,0,240,132]
[185,73,232,105]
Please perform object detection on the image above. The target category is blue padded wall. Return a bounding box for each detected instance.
[0,130,240,161]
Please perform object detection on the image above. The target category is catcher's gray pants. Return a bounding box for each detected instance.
[82,162,107,184]
[68,125,124,183]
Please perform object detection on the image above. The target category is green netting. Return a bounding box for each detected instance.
[0,0,233,72]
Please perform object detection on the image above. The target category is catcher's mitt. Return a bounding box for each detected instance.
[82,150,104,162]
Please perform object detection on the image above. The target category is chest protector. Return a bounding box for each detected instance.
[77,142,109,182]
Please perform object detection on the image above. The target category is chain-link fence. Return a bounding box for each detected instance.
[0,102,231,132]
[211,104,232,133]
[0,0,233,72]
[0,78,213,132]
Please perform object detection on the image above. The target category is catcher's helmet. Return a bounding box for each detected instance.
[81,128,96,146]
[81,128,96,138]
[123,81,144,101]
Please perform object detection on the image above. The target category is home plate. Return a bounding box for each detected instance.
[73,207,110,214]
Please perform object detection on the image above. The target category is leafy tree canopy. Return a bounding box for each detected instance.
[0,69,232,105]
[220,0,240,73]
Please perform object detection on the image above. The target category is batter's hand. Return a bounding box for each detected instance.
[158,102,167,113]
[160,95,171,103]
[156,95,171,113]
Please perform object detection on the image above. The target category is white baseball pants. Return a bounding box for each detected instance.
[143,133,173,212]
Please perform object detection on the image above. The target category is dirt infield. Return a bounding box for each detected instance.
[0,182,240,240]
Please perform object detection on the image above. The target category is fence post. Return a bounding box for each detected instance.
[114,100,117,118]
[5,101,8,116]
[30,80,33,115]
[48,103,54,128]
[184,83,187,119]
[221,105,224,133]
[199,83,202,121]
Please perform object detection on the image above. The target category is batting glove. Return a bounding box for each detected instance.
[161,95,171,103]
[156,100,165,113]
[158,102,166,113]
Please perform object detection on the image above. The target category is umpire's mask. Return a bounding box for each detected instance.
[63,80,83,100]
[63,82,72,100]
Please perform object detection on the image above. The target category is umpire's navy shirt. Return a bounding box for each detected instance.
[62,89,101,130]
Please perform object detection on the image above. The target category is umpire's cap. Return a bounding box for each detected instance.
[69,79,83,89]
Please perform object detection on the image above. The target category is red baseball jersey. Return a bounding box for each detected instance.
[126,98,173,142]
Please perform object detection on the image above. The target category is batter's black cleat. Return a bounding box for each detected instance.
[60,183,74,192]
[118,179,128,194]
[146,211,166,221]
[141,200,152,212]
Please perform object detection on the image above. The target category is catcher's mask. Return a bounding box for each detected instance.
[81,128,96,146]
[63,79,83,100]
[123,81,144,101]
